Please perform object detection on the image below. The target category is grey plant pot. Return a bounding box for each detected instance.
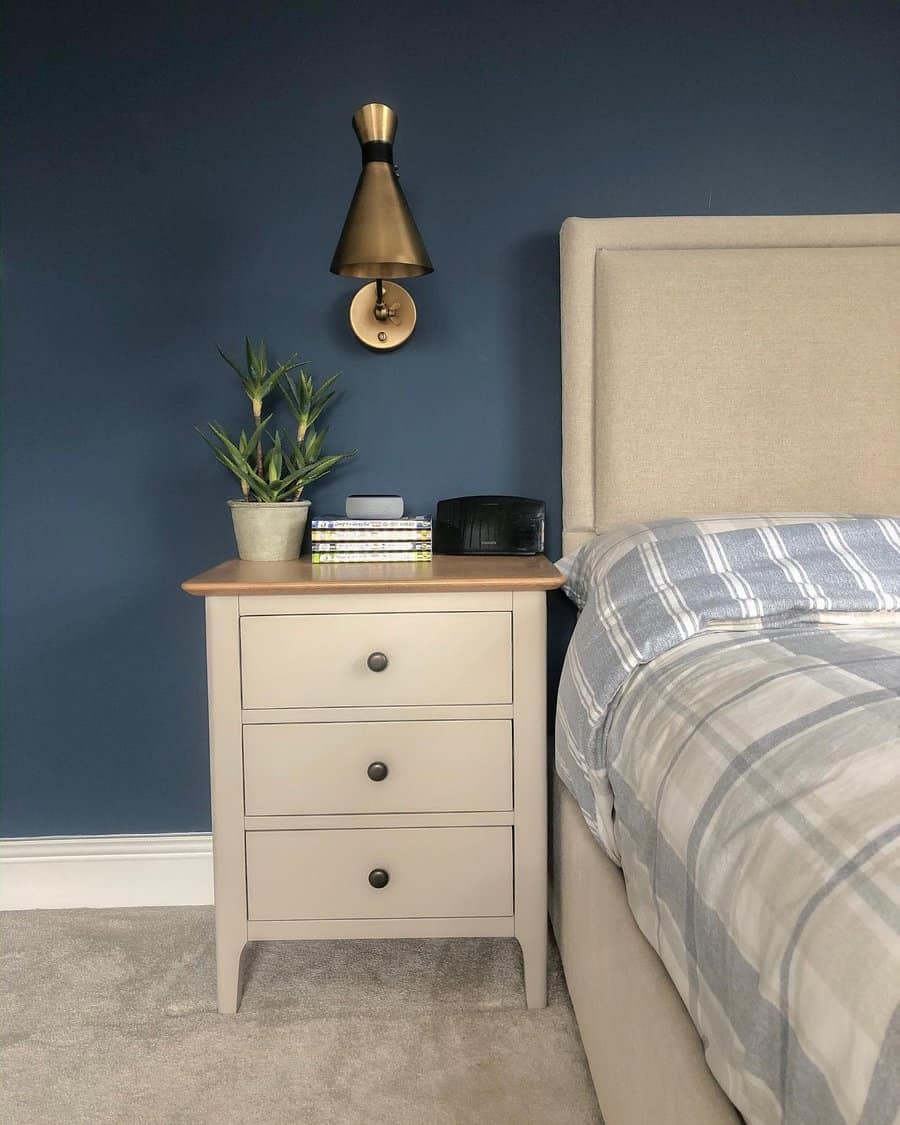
[228,499,311,562]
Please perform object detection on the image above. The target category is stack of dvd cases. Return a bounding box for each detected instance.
[310,516,432,563]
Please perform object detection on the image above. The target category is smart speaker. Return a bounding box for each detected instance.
[345,495,405,520]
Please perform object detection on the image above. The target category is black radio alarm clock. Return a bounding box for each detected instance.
[434,496,545,556]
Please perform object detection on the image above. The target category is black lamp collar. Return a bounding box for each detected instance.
[361,141,394,165]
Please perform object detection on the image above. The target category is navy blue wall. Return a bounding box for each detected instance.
[3,1,897,836]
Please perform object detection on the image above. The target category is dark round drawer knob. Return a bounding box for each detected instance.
[368,868,390,889]
[366,651,389,672]
[366,761,389,782]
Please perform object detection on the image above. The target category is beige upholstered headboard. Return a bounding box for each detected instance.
[560,214,900,553]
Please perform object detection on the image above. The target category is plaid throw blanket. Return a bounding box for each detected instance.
[555,516,900,1125]
[556,515,900,857]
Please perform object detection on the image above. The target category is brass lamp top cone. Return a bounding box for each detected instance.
[352,103,397,146]
[330,102,433,280]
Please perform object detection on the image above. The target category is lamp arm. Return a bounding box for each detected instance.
[374,278,391,322]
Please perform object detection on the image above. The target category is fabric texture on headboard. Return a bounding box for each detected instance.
[560,215,900,552]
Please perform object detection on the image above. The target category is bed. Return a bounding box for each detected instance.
[550,214,900,1125]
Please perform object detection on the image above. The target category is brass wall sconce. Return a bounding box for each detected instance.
[330,103,433,351]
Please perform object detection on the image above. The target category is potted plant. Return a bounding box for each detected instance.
[200,338,355,561]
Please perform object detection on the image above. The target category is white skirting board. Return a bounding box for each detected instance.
[0,834,214,910]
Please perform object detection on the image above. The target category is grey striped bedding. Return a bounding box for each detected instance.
[555,516,900,1125]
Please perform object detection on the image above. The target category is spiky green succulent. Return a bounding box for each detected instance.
[200,338,355,502]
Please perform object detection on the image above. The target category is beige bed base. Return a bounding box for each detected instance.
[552,213,900,1123]
[551,780,740,1124]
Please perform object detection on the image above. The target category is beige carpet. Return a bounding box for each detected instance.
[1,908,602,1124]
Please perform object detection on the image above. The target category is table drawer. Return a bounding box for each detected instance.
[243,720,512,815]
[246,827,513,920]
[240,612,511,709]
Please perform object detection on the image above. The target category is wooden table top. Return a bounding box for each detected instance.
[182,553,565,596]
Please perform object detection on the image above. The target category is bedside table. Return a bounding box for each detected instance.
[182,554,565,1013]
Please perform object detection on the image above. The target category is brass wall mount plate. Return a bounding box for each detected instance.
[348,281,417,351]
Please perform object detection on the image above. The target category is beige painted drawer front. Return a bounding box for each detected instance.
[246,827,513,920]
[240,612,512,709]
[243,720,512,815]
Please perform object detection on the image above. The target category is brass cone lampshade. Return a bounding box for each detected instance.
[331,104,432,350]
